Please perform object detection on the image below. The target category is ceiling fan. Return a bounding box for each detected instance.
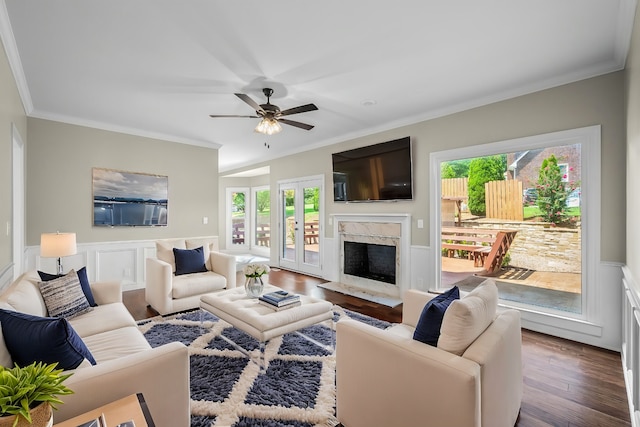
[209,88,318,135]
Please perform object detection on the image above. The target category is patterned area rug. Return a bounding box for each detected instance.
[137,307,391,427]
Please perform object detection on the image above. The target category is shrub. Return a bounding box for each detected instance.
[467,156,505,216]
[501,252,511,267]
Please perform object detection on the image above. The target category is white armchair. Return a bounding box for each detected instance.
[145,236,236,315]
[336,281,522,427]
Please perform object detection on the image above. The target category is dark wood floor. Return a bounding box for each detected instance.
[123,268,631,427]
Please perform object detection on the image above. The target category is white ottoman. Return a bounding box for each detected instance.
[200,284,334,369]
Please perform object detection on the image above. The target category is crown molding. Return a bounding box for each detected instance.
[614,0,638,68]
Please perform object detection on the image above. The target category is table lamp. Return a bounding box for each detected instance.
[40,232,77,274]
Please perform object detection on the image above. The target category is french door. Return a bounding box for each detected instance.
[278,176,323,277]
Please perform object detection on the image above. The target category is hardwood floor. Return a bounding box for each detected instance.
[123,268,631,427]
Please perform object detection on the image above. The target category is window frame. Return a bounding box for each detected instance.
[430,126,601,329]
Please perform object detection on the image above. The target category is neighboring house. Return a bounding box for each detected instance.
[506,145,582,190]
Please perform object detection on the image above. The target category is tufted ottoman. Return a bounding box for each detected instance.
[200,284,334,369]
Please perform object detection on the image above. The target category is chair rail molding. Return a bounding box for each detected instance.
[23,238,165,291]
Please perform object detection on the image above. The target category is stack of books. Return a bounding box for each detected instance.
[258,290,301,311]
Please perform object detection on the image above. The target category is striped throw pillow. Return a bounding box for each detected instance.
[38,269,92,319]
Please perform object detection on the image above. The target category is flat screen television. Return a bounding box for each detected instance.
[332,136,413,202]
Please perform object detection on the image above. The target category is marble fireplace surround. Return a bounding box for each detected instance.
[332,213,411,299]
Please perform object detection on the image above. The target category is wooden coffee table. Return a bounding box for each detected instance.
[200,284,334,370]
[54,393,155,427]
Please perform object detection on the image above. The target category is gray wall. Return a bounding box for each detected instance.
[226,72,626,262]
[26,118,220,246]
[0,40,27,271]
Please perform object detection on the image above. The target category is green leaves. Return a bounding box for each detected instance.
[536,154,571,225]
[0,362,73,426]
[468,155,506,216]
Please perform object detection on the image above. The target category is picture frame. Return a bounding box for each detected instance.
[92,168,168,227]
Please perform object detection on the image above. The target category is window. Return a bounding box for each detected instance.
[226,187,249,250]
[431,126,600,326]
[252,186,270,254]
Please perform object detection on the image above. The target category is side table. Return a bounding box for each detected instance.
[53,393,155,427]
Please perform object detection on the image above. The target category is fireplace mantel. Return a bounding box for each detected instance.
[331,213,411,298]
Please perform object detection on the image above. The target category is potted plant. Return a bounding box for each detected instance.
[0,362,74,427]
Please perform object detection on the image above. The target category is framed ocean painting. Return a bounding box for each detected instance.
[92,168,168,226]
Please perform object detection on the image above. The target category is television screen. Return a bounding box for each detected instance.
[332,136,413,202]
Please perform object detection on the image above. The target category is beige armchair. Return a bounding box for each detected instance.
[336,280,522,427]
[145,236,236,315]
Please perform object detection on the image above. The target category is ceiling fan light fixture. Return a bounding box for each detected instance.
[254,117,282,135]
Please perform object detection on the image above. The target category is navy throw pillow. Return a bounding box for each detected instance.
[38,266,97,307]
[173,246,208,276]
[413,286,460,346]
[0,309,96,370]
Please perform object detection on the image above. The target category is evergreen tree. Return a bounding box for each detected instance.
[536,154,569,225]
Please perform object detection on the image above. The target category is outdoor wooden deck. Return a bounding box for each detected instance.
[232,221,319,248]
[441,226,518,275]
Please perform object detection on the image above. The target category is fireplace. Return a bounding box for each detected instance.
[343,241,396,285]
[332,213,410,299]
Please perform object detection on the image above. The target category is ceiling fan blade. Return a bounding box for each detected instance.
[279,103,318,116]
[209,114,260,118]
[235,93,265,114]
[279,118,314,131]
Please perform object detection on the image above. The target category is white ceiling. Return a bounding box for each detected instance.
[1,0,636,173]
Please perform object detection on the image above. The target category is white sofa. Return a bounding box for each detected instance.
[0,271,190,427]
[145,236,236,315]
[336,280,522,427]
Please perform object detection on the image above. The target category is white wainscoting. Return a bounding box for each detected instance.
[24,239,159,291]
[622,266,640,427]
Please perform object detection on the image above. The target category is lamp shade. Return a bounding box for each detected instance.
[40,232,77,258]
[254,118,282,135]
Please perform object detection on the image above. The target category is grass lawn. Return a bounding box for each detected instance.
[523,206,581,221]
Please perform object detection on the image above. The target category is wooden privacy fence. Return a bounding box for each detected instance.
[443,177,524,221]
[485,180,523,221]
[441,178,468,210]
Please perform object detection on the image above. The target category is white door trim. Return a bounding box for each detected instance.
[11,123,25,279]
